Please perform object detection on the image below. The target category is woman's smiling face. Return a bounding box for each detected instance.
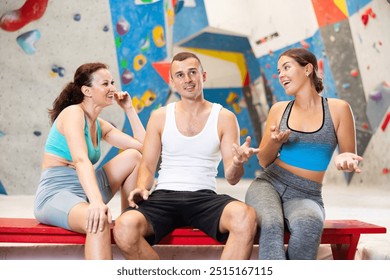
[277,55,307,96]
[90,68,116,105]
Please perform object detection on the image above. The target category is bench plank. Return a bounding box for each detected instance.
[0,218,386,260]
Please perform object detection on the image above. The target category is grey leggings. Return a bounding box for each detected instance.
[245,163,325,260]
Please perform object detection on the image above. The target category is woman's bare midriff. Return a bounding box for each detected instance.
[41,153,75,170]
[274,158,325,183]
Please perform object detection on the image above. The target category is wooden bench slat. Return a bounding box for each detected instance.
[0,218,386,260]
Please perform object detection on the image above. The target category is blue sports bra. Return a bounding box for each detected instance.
[45,116,102,164]
[278,97,338,172]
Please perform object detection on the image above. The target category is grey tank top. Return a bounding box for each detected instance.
[278,97,338,171]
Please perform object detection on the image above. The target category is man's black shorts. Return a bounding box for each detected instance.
[124,189,238,245]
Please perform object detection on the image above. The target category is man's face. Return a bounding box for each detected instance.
[170,57,207,100]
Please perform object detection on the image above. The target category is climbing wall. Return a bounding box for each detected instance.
[0,0,389,195]
[172,0,390,185]
[98,0,174,167]
[0,0,123,195]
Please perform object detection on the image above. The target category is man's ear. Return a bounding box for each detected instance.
[169,75,176,92]
[202,71,207,82]
[81,85,92,98]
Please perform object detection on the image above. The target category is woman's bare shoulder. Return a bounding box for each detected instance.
[269,100,290,114]
[327,98,352,118]
[326,97,350,109]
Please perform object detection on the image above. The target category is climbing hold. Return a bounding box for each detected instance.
[0,0,48,32]
[57,67,65,77]
[255,32,279,45]
[350,69,359,77]
[133,54,147,71]
[116,17,130,36]
[342,83,350,89]
[115,36,122,48]
[121,69,134,85]
[16,30,41,55]
[135,0,161,4]
[334,23,341,32]
[381,113,390,132]
[300,40,310,49]
[361,14,369,26]
[318,58,324,77]
[73,13,81,21]
[174,0,184,13]
[140,35,150,52]
[240,128,248,137]
[369,90,383,101]
[152,25,165,47]
[51,65,65,77]
[366,7,376,19]
[361,7,377,26]
[120,59,128,68]
[226,92,241,114]
[167,8,175,26]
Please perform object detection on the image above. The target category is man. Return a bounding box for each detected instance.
[113,52,258,259]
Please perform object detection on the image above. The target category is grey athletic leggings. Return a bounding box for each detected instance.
[245,163,325,260]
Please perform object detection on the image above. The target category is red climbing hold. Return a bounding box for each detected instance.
[0,0,49,32]
[350,69,359,77]
[381,113,390,132]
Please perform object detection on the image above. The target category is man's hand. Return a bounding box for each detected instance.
[127,187,150,209]
[232,136,260,167]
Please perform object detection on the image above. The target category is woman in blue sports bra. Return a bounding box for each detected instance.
[34,62,145,259]
[245,48,363,260]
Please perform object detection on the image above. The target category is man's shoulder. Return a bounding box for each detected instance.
[218,106,236,119]
[147,106,168,129]
[150,105,168,117]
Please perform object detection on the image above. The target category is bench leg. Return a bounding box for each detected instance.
[330,234,360,260]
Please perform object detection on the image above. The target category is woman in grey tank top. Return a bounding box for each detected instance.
[246,48,363,260]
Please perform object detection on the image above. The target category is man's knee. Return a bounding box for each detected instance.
[225,202,257,235]
[113,211,145,248]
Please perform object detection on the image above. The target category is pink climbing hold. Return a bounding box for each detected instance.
[300,40,310,49]
[116,17,130,36]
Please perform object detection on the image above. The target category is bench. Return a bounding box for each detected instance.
[0,218,386,260]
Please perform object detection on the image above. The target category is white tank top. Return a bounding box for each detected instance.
[156,102,222,192]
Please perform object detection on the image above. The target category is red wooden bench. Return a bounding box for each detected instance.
[0,218,386,260]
